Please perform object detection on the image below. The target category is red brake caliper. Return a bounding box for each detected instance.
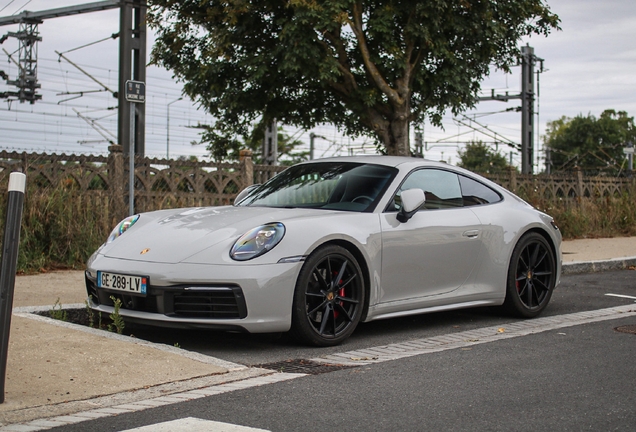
[333,271,344,319]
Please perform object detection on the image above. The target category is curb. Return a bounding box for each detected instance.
[562,256,636,275]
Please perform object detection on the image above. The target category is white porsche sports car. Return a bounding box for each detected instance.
[86,156,561,346]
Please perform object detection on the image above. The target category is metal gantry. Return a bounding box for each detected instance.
[477,45,542,174]
[0,0,148,157]
[0,22,42,104]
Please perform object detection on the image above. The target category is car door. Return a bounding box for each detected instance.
[379,168,483,304]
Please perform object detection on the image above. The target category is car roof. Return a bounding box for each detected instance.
[300,155,449,170]
[300,155,511,197]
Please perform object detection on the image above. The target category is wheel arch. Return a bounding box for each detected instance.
[502,226,558,317]
[314,239,372,322]
[522,227,559,268]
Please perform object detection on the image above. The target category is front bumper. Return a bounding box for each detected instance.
[85,255,303,333]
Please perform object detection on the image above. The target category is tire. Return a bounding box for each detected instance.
[502,232,556,318]
[291,245,365,347]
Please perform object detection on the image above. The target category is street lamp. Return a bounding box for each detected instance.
[167,97,183,159]
[309,132,328,160]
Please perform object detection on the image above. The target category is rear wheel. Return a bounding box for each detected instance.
[291,245,364,346]
[502,232,556,317]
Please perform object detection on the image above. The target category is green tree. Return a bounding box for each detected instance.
[148,0,558,156]
[457,141,511,174]
[198,123,309,165]
[544,110,635,174]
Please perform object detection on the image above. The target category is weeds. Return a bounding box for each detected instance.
[84,297,102,329]
[523,191,636,239]
[107,296,125,334]
[50,298,68,322]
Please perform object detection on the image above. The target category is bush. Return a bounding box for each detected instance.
[523,189,636,240]
[0,184,110,273]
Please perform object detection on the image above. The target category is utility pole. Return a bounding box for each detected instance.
[262,120,278,165]
[118,0,147,157]
[520,45,535,175]
[477,44,542,174]
[624,141,634,176]
[414,130,423,158]
[309,133,316,161]
[309,132,330,160]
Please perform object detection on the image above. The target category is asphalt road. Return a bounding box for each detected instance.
[50,270,636,431]
[118,269,636,367]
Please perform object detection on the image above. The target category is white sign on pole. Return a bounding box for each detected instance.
[125,80,146,103]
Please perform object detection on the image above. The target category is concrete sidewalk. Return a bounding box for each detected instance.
[1,236,636,428]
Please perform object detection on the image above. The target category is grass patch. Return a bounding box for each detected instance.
[524,191,636,239]
[0,185,111,273]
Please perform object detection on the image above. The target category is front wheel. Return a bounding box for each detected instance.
[291,245,365,347]
[502,232,556,318]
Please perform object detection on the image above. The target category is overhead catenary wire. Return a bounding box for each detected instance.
[0,31,521,163]
[0,1,17,14]
[12,0,32,14]
[56,32,119,56]
[55,50,117,96]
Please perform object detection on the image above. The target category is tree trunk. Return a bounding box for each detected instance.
[386,115,410,156]
[368,106,410,156]
[361,98,411,156]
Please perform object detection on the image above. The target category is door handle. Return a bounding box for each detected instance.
[462,230,479,238]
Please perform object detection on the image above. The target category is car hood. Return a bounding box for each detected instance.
[101,205,332,264]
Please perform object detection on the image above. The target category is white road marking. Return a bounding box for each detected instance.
[4,304,635,432]
[120,417,270,432]
[605,293,636,300]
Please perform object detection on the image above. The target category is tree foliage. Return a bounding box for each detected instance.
[148,0,559,156]
[544,110,635,175]
[198,124,308,165]
[457,141,511,174]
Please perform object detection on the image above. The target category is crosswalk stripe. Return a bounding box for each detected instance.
[120,417,270,432]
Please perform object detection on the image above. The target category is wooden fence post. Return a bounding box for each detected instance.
[576,167,584,198]
[108,145,126,223]
[240,150,254,189]
[20,153,27,174]
[508,166,517,193]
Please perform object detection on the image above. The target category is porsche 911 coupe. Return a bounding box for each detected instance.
[85,156,561,346]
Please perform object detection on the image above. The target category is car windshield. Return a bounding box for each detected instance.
[237,162,398,212]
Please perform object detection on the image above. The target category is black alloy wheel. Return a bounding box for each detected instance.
[503,232,556,318]
[291,245,365,346]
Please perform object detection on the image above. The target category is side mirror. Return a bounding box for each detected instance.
[234,184,261,206]
[397,188,425,223]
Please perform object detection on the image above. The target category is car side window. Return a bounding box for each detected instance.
[458,175,502,206]
[393,169,463,210]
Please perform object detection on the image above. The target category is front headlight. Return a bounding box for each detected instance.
[107,215,140,244]
[230,222,285,261]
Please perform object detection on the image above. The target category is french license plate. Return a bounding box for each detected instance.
[97,271,147,295]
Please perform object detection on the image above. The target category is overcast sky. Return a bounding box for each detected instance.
[0,0,634,168]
